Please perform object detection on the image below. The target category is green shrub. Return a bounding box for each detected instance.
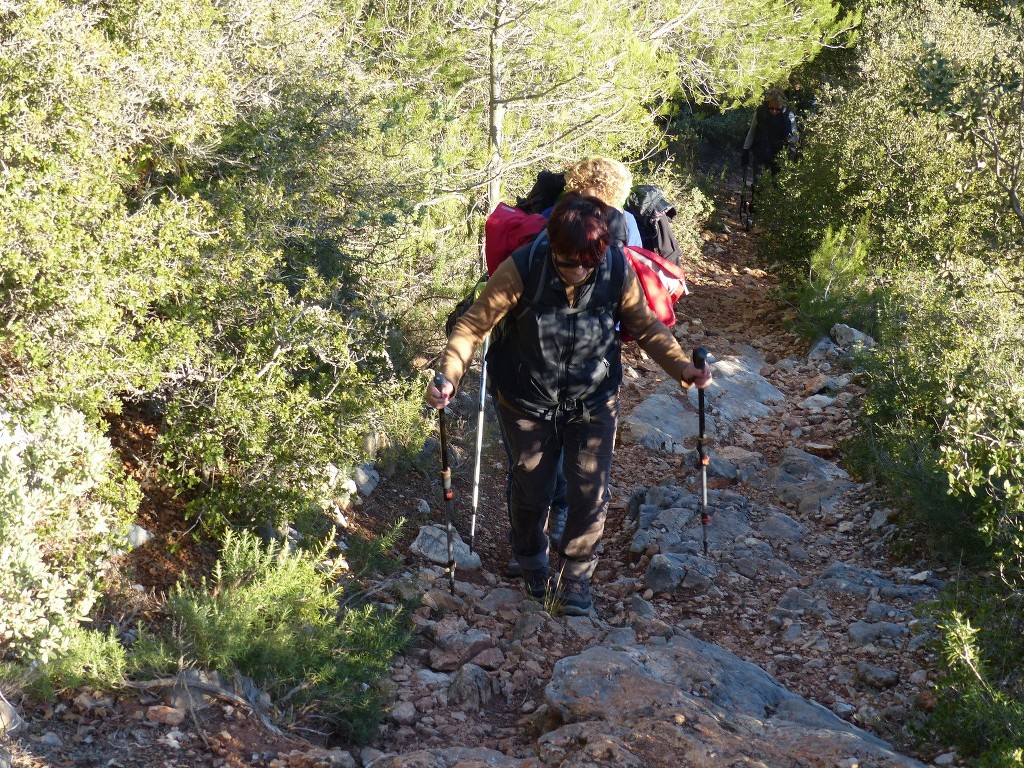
[138,530,411,742]
[930,578,1024,766]
[29,626,128,699]
[789,215,877,338]
[0,406,136,664]
[939,356,1024,578]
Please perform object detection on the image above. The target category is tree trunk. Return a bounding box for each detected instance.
[486,0,507,239]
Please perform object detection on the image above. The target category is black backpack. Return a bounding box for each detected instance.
[624,185,683,267]
[444,275,488,337]
[515,171,565,215]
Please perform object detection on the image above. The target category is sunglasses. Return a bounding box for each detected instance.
[768,107,782,113]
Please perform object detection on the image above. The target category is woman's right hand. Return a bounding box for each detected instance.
[426,374,454,410]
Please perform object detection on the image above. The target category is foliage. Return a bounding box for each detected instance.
[138,531,410,742]
[0,0,436,538]
[0,406,136,664]
[790,216,878,338]
[940,354,1024,577]
[654,0,859,107]
[930,578,1024,766]
[755,1,1024,762]
[28,626,128,699]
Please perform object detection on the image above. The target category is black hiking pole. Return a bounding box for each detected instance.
[433,373,457,595]
[693,347,712,556]
[739,163,752,231]
[467,336,489,553]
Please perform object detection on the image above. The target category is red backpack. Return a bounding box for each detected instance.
[621,245,689,342]
[484,203,547,275]
[448,206,689,340]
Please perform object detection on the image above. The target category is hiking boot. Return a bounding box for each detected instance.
[547,505,568,549]
[557,576,592,616]
[522,567,550,599]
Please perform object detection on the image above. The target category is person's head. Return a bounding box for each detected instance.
[547,192,610,271]
[564,157,633,208]
[788,73,803,91]
[764,89,787,114]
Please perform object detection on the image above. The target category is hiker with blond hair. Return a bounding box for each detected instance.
[564,157,643,248]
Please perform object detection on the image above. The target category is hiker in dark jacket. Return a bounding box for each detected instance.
[427,193,712,616]
[742,89,800,181]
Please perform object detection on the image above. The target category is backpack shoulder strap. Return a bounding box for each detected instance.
[505,231,551,324]
[512,231,549,305]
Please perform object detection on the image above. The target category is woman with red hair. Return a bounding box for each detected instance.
[427,192,711,615]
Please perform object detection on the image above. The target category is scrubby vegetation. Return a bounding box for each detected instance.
[2,0,849,744]
[756,1,1024,762]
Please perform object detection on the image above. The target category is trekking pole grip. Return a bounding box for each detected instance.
[692,347,708,370]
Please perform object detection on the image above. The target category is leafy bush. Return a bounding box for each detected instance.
[930,579,1024,766]
[133,530,411,742]
[0,406,136,664]
[940,357,1024,577]
[28,626,128,699]
[789,215,878,338]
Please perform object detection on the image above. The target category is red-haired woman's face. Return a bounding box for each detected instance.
[551,253,594,286]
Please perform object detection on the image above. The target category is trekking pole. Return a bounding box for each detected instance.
[467,335,489,553]
[433,373,457,595]
[693,347,711,556]
[740,164,752,231]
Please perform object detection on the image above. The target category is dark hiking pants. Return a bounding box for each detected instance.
[496,396,618,580]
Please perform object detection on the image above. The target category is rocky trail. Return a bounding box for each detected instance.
[2,186,954,768]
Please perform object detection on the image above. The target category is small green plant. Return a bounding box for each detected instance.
[345,519,406,579]
[539,574,570,617]
[29,626,128,699]
[542,591,565,617]
[790,216,877,338]
[142,530,411,742]
[929,576,1024,766]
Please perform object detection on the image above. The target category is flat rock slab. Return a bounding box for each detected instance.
[619,391,712,452]
[768,447,853,514]
[541,636,924,767]
[685,346,786,423]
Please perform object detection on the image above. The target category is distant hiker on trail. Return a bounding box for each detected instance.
[564,156,643,249]
[741,89,799,181]
[784,72,819,130]
[427,193,712,616]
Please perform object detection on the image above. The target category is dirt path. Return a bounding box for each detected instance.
[3,182,937,767]
[352,182,936,763]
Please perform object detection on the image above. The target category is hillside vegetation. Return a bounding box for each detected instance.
[4,0,1023,761]
[756,1,1024,762]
